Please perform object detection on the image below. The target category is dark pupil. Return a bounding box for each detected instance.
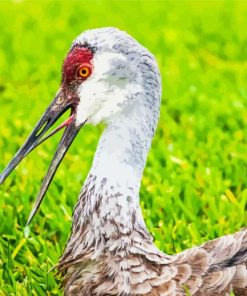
[81,69,87,74]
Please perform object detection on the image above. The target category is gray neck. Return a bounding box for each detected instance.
[70,55,161,248]
[90,104,155,195]
[74,100,157,233]
[88,54,161,200]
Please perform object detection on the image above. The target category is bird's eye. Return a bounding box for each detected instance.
[77,65,91,79]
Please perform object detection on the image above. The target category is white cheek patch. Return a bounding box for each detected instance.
[76,79,108,125]
[75,51,142,126]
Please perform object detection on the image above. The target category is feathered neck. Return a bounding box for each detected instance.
[75,98,157,238]
[60,54,161,266]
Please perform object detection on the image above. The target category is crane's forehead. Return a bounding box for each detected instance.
[65,46,93,66]
[62,46,94,80]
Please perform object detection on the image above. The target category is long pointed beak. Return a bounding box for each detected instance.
[0,90,84,225]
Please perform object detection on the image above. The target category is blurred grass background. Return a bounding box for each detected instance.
[0,0,247,294]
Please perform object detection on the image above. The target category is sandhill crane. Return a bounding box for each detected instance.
[0,27,246,296]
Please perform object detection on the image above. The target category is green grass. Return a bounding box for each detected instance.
[0,0,246,294]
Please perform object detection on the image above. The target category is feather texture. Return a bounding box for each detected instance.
[54,28,247,295]
[57,176,247,296]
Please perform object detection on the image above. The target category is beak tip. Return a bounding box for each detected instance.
[26,219,31,227]
[0,164,15,184]
[0,172,6,185]
[26,208,36,226]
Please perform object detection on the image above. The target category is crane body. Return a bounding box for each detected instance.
[0,28,246,295]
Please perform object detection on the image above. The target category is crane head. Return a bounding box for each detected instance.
[0,27,160,224]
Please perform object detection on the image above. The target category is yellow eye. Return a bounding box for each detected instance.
[78,65,91,78]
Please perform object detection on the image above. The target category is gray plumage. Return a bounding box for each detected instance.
[53,28,247,295]
[1,27,245,295]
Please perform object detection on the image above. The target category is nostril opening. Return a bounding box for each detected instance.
[36,119,50,138]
